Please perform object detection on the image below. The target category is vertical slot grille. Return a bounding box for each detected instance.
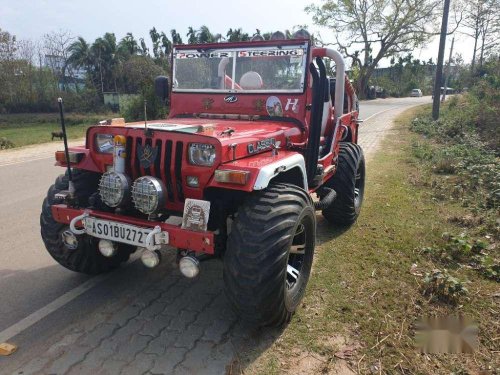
[175,141,184,201]
[164,140,174,202]
[154,139,162,180]
[144,138,152,176]
[134,137,143,178]
[126,135,183,204]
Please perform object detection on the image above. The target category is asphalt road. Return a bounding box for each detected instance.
[0,96,431,374]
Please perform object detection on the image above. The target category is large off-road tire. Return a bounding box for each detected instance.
[223,183,316,327]
[323,142,366,226]
[40,169,134,274]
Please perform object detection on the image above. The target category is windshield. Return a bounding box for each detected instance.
[172,43,308,93]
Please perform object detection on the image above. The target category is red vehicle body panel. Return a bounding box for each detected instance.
[51,38,359,251]
[51,204,215,254]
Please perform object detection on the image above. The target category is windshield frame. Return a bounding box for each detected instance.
[172,41,310,94]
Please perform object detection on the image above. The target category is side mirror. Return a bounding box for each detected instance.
[154,75,169,104]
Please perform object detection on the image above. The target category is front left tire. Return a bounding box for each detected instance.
[223,183,316,327]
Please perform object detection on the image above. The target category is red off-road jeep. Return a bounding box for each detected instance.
[41,31,365,326]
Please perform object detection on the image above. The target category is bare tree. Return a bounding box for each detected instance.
[306,0,441,97]
[461,0,500,72]
[16,39,37,99]
[43,30,75,90]
[0,28,18,102]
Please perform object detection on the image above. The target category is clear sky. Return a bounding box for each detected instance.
[0,0,472,67]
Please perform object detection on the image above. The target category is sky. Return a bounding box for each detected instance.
[0,0,473,67]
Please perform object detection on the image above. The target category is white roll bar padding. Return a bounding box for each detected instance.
[218,57,231,89]
[324,49,345,124]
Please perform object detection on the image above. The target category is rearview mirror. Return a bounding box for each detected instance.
[154,76,169,104]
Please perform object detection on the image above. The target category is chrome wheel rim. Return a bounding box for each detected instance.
[354,168,362,208]
[286,221,307,292]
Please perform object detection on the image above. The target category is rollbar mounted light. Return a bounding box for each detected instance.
[57,98,75,196]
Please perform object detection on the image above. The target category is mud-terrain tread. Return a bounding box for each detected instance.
[223,183,315,327]
[322,142,365,226]
[40,169,133,274]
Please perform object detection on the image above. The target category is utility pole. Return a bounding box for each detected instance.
[432,0,451,120]
[441,36,455,103]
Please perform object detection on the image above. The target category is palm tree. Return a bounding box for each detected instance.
[171,29,183,45]
[197,26,214,43]
[68,36,97,92]
[68,37,92,70]
[186,27,198,44]
[91,33,119,93]
[139,38,149,56]
[150,27,161,58]
[118,33,139,56]
[160,32,172,57]
[226,28,249,42]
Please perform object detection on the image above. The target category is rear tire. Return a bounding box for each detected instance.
[322,143,365,226]
[40,170,134,274]
[223,183,316,327]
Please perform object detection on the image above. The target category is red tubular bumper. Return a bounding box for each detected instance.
[51,204,215,254]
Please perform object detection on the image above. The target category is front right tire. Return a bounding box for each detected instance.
[223,183,316,327]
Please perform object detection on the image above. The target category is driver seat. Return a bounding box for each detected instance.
[239,71,263,89]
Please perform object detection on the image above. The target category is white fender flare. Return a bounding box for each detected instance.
[253,154,308,190]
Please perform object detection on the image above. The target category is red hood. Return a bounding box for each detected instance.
[125,117,304,161]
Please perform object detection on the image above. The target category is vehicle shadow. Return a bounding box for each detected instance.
[315,214,352,244]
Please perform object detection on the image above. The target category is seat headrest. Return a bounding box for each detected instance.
[239,71,263,90]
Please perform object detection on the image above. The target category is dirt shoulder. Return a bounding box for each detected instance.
[0,138,85,166]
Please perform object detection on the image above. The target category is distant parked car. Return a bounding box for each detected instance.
[410,89,423,97]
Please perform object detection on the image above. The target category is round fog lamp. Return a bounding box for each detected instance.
[98,239,117,257]
[98,171,131,207]
[131,176,166,215]
[141,249,161,268]
[179,256,200,278]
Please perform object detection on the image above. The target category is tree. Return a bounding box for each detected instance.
[186,27,197,44]
[197,26,215,43]
[185,26,215,44]
[477,0,499,69]
[118,33,139,56]
[306,0,440,97]
[461,0,500,72]
[171,29,183,45]
[226,28,249,42]
[90,33,120,94]
[43,30,75,91]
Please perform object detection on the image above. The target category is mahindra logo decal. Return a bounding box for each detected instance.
[224,95,238,103]
[137,143,158,168]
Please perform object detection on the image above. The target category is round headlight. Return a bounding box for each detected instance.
[98,171,131,207]
[188,143,216,166]
[131,176,166,215]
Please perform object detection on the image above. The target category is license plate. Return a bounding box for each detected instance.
[83,217,155,247]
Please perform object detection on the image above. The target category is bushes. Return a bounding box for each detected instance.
[120,86,168,122]
[421,268,468,304]
[409,84,499,238]
[0,137,14,150]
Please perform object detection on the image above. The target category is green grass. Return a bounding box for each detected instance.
[0,112,114,148]
[242,106,499,375]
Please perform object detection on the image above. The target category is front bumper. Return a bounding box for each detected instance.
[51,204,215,254]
